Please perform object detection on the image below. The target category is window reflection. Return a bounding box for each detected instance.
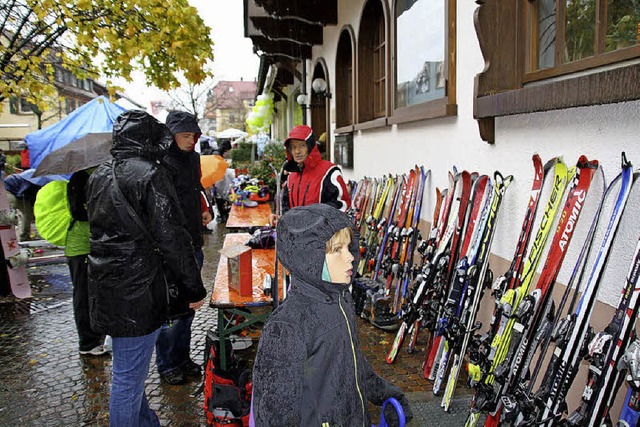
[537,0,556,69]
[606,0,640,52]
[565,0,596,62]
[395,0,445,108]
[535,0,639,71]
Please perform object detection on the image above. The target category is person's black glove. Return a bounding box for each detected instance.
[383,395,414,426]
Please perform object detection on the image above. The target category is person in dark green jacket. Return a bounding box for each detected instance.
[66,170,108,356]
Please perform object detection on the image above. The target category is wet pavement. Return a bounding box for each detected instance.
[0,223,474,426]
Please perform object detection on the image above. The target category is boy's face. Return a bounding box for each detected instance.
[175,132,196,151]
[325,235,354,284]
[288,139,309,164]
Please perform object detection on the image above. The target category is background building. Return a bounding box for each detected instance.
[0,63,142,151]
[203,80,257,134]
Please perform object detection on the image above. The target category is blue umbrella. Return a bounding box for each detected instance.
[18,169,69,187]
[25,96,125,169]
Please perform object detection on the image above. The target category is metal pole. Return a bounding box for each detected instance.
[301,60,307,125]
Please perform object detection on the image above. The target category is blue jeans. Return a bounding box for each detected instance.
[156,249,203,375]
[155,313,194,375]
[110,329,161,427]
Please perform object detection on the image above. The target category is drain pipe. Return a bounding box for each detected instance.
[301,60,307,125]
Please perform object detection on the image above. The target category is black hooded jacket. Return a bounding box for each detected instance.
[163,111,205,318]
[251,204,407,426]
[164,111,204,250]
[86,110,206,337]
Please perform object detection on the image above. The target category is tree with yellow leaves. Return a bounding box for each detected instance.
[0,0,214,113]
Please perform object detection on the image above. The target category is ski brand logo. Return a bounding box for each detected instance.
[511,336,529,378]
[530,174,564,260]
[559,190,586,252]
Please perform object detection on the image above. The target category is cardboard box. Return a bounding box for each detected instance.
[219,244,253,296]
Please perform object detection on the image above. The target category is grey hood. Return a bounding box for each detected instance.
[276,203,359,295]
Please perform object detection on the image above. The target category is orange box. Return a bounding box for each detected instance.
[219,244,253,296]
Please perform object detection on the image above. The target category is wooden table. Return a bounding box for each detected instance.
[210,233,283,368]
[225,203,272,229]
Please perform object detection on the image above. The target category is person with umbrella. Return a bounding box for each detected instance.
[34,171,111,356]
[4,171,42,241]
[154,111,211,385]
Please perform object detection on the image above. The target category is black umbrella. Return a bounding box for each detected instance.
[32,132,112,177]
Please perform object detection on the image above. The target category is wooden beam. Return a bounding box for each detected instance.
[475,63,640,118]
[254,0,337,25]
[251,36,312,59]
[251,16,323,45]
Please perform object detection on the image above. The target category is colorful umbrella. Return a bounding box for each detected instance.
[32,132,111,177]
[200,154,229,189]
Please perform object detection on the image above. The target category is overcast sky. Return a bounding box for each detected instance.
[116,0,260,109]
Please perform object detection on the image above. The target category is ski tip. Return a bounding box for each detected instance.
[621,151,631,169]
[494,171,513,187]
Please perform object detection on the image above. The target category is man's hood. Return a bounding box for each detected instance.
[276,204,359,293]
[165,111,202,141]
[111,110,173,161]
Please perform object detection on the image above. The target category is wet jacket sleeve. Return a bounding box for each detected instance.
[320,167,351,212]
[251,320,305,426]
[361,355,413,422]
[361,354,404,405]
[281,181,290,214]
[147,171,206,303]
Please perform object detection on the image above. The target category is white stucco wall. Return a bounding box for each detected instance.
[310,0,640,309]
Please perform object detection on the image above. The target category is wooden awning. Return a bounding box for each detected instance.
[245,0,337,95]
[253,0,337,25]
[245,0,336,85]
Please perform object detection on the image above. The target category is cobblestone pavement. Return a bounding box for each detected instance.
[0,223,473,426]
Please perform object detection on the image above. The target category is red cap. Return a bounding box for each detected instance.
[284,125,315,149]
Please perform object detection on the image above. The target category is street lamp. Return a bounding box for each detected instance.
[311,78,331,98]
[296,93,308,106]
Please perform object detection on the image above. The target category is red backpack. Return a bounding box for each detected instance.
[203,330,252,426]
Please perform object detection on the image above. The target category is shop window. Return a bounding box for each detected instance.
[390,0,457,124]
[473,1,640,143]
[395,0,445,107]
[357,0,388,125]
[334,132,353,169]
[335,29,354,130]
[527,0,640,80]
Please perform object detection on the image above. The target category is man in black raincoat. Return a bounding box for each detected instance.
[155,110,211,385]
[251,203,413,426]
[86,110,206,426]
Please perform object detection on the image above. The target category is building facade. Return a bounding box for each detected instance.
[244,0,640,416]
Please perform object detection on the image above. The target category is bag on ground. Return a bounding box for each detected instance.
[203,329,252,427]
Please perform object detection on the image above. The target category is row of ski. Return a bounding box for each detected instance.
[348,154,640,426]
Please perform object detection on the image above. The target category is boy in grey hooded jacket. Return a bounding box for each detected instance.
[251,203,413,426]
